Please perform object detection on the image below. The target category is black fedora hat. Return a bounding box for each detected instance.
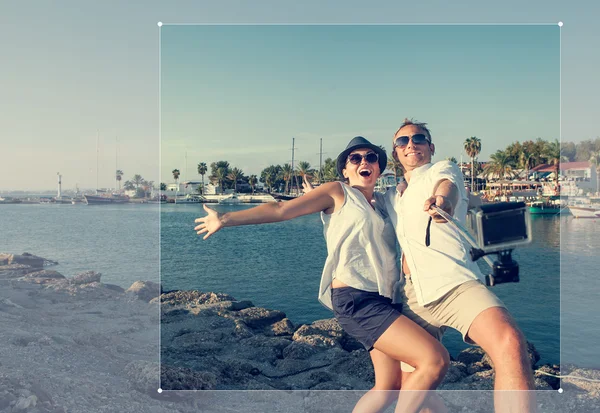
[336,136,387,178]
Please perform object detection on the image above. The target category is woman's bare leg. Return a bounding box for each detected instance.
[352,349,402,413]
[373,315,449,413]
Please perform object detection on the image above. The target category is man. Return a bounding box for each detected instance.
[385,118,536,413]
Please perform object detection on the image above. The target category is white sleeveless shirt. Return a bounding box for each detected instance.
[318,182,400,310]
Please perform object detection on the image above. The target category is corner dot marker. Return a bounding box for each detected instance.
[558,21,563,27]
[157,388,163,393]
[558,388,563,393]
[158,22,163,27]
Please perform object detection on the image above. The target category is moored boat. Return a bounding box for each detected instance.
[568,205,600,218]
[84,194,130,205]
[219,193,242,204]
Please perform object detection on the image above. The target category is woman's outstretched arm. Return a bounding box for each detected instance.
[194,181,343,239]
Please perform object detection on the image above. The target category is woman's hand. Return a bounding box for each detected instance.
[302,175,314,193]
[194,205,223,239]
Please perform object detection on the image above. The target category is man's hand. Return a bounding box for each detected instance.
[194,205,224,239]
[424,195,453,223]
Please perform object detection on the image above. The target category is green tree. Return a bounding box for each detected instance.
[123,180,135,191]
[589,151,600,194]
[227,167,244,193]
[387,156,403,183]
[446,157,458,164]
[248,175,258,194]
[131,174,145,189]
[280,164,294,194]
[210,161,231,189]
[464,136,482,192]
[484,150,516,193]
[197,162,207,194]
[214,167,227,194]
[160,183,166,191]
[116,170,124,190]
[322,158,338,182]
[542,139,562,183]
[260,165,281,193]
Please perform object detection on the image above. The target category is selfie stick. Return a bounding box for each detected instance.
[430,205,495,270]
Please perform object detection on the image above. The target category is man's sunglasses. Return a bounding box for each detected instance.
[394,133,431,148]
[347,152,379,165]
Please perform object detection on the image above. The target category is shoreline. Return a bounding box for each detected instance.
[0,252,598,412]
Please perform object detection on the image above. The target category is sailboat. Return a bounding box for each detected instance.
[84,132,129,205]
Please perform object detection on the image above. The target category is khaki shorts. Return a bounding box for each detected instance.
[400,278,506,372]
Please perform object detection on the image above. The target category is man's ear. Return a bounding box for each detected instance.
[430,143,436,156]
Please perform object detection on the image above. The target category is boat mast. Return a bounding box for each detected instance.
[292,138,295,194]
[96,130,99,194]
[115,136,118,192]
[319,138,323,183]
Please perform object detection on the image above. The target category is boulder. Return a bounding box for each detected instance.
[158,290,237,307]
[282,342,319,360]
[442,361,469,384]
[126,281,160,302]
[22,270,65,284]
[7,253,45,268]
[0,264,38,279]
[237,307,286,329]
[70,271,101,285]
[456,347,486,365]
[292,319,344,349]
[266,318,295,336]
[534,364,561,390]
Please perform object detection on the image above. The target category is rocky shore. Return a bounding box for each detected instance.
[1,252,598,413]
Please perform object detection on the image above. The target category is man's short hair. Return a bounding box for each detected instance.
[395,118,432,141]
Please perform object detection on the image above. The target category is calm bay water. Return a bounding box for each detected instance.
[2,202,598,367]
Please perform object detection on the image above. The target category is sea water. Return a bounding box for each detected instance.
[2,202,599,367]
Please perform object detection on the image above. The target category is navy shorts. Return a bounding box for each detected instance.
[331,286,403,351]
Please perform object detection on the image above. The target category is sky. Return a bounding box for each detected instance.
[161,24,559,183]
[0,0,598,191]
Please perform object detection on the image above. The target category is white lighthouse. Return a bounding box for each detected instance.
[57,172,62,199]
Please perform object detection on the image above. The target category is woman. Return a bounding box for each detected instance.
[194,136,449,413]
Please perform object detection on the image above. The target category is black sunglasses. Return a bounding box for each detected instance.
[347,152,379,165]
[394,133,430,148]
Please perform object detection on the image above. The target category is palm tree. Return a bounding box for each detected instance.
[484,150,516,194]
[387,157,403,184]
[214,167,227,194]
[227,168,244,193]
[197,162,207,195]
[172,169,180,200]
[248,175,258,194]
[464,136,482,192]
[131,174,145,190]
[296,161,311,177]
[280,164,293,194]
[589,151,600,194]
[322,158,337,182]
[542,139,562,184]
[116,170,124,190]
